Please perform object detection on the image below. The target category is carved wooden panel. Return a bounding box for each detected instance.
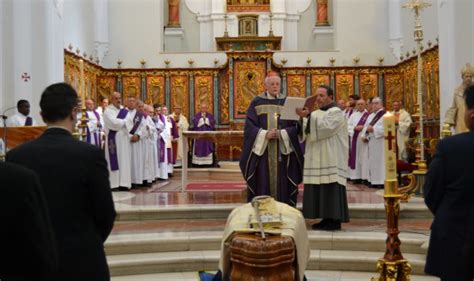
[194,75,214,115]
[335,74,354,101]
[122,76,141,99]
[287,75,306,97]
[311,74,330,95]
[146,76,165,106]
[384,73,402,109]
[233,60,266,119]
[359,74,378,101]
[170,75,189,119]
[219,70,230,124]
[97,76,116,102]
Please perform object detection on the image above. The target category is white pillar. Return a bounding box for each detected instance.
[388,0,404,61]
[0,0,4,110]
[437,0,473,126]
[94,0,109,63]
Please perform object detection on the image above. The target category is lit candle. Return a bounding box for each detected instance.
[383,112,397,181]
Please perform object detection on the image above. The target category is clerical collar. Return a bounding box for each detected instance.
[261,91,284,100]
[320,102,337,111]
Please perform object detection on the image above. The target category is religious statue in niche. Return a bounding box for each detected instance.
[316,0,330,26]
[167,0,180,27]
[238,15,258,36]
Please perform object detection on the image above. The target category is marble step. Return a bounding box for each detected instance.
[105,230,429,256]
[107,249,428,277]
[111,270,439,281]
[115,202,433,222]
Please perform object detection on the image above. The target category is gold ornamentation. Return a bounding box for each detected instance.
[312,75,330,95]
[280,58,287,66]
[385,74,403,106]
[171,76,189,118]
[195,76,213,113]
[188,58,194,67]
[336,74,354,101]
[117,59,123,68]
[220,77,230,123]
[123,77,140,99]
[140,59,146,68]
[306,57,312,65]
[234,61,266,118]
[360,74,377,100]
[68,44,73,51]
[329,57,335,66]
[214,59,219,67]
[287,75,305,97]
[378,57,385,65]
[353,56,360,65]
[76,48,81,55]
[164,59,171,67]
[147,76,164,105]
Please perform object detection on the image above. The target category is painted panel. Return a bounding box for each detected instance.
[287,74,306,97]
[170,75,190,119]
[146,75,165,106]
[194,75,214,115]
[233,60,266,119]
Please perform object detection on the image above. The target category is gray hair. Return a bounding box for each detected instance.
[264,75,281,85]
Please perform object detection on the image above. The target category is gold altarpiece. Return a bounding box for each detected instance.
[64,46,439,160]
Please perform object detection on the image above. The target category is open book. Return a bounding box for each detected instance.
[280,95,318,120]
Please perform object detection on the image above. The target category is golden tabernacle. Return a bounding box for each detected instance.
[219,197,309,281]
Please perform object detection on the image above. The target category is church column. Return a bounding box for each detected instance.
[188,72,194,118]
[93,0,109,64]
[388,0,403,61]
[229,58,234,122]
[167,0,180,27]
[316,0,330,26]
[213,72,219,124]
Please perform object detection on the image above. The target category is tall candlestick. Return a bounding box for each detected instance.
[78,59,88,141]
[383,112,397,182]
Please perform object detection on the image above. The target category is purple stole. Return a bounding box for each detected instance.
[346,108,354,118]
[24,116,32,126]
[158,114,166,163]
[364,109,386,137]
[86,111,102,147]
[348,111,370,169]
[108,108,129,171]
[129,111,144,135]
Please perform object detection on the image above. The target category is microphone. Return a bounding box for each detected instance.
[1,106,16,119]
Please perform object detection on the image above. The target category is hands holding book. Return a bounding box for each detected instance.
[295,107,310,118]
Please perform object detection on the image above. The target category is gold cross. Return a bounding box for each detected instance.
[402,0,431,16]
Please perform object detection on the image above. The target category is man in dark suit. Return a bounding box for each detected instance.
[7,83,116,281]
[424,83,474,281]
[0,161,58,281]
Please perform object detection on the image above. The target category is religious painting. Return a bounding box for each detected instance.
[226,0,270,12]
[233,60,266,119]
[311,74,330,95]
[335,74,354,101]
[146,76,165,106]
[384,73,402,109]
[359,74,378,101]
[219,70,230,124]
[194,75,214,115]
[287,75,306,97]
[122,76,141,99]
[97,76,116,103]
[238,15,258,36]
[170,75,189,119]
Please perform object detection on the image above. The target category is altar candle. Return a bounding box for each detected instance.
[79,59,85,103]
[383,112,397,181]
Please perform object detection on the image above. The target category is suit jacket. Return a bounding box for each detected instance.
[0,162,58,281]
[7,128,116,281]
[424,130,474,280]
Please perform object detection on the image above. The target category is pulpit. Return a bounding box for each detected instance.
[0,126,46,149]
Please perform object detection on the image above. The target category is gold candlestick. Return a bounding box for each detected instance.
[78,59,89,142]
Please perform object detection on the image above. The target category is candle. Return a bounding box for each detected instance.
[383,112,397,181]
[79,59,86,105]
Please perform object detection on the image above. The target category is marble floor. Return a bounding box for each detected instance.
[108,164,436,280]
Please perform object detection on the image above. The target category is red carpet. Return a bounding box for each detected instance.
[186,182,305,191]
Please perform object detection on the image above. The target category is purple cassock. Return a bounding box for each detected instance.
[192,112,216,158]
[239,93,303,207]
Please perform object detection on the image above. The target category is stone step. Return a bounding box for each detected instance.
[111,270,439,281]
[107,249,428,277]
[105,231,429,256]
[115,202,433,222]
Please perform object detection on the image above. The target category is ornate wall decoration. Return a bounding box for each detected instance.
[146,76,165,106]
[226,0,270,12]
[384,73,402,107]
[122,76,141,99]
[335,74,354,101]
[311,74,330,95]
[170,75,189,118]
[287,75,306,97]
[233,60,266,119]
[219,70,230,124]
[359,74,378,101]
[97,76,116,102]
[194,75,214,114]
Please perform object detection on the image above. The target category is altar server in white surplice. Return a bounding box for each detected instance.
[162,106,179,175]
[7,100,38,127]
[103,92,133,190]
[362,97,386,188]
[347,99,369,182]
[82,99,104,148]
[390,101,412,161]
[359,99,374,183]
[143,104,157,184]
[129,98,149,187]
[155,106,170,180]
[170,106,189,167]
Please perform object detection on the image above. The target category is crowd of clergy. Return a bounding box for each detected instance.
[76,93,216,191]
[339,95,412,188]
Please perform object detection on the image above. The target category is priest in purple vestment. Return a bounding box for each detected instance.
[239,73,303,207]
[191,103,217,167]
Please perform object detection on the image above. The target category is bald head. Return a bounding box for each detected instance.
[85,99,94,111]
[111,92,122,108]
